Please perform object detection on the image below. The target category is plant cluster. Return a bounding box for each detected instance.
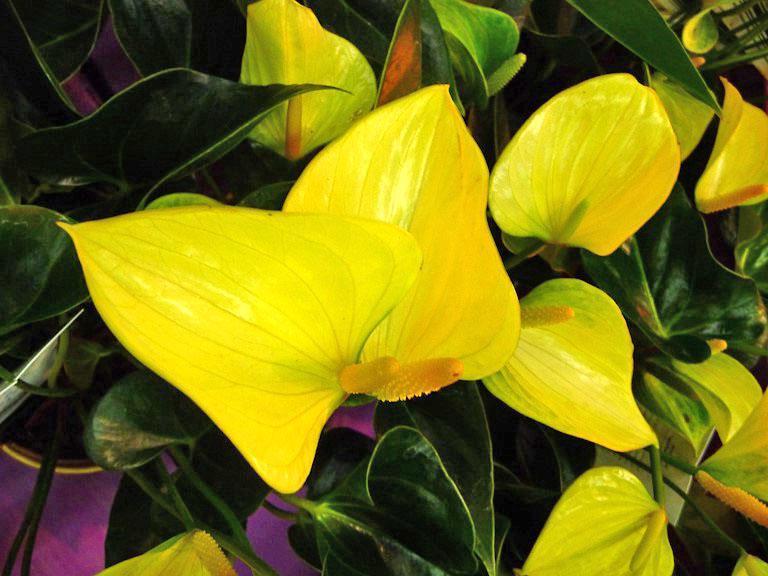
[2,0,768,575]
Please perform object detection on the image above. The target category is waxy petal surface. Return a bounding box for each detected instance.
[652,73,714,160]
[484,279,656,452]
[489,73,680,255]
[521,467,673,576]
[240,0,376,159]
[285,85,520,380]
[695,78,768,213]
[62,206,421,492]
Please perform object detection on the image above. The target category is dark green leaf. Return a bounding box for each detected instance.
[109,0,192,75]
[306,427,478,576]
[16,69,324,193]
[582,185,766,363]
[0,205,88,335]
[15,0,103,81]
[375,382,497,575]
[238,181,294,210]
[62,336,112,390]
[736,203,768,295]
[185,0,245,80]
[0,0,77,125]
[0,96,30,204]
[84,370,211,470]
[306,427,374,500]
[564,0,719,111]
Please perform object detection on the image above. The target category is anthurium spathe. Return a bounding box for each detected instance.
[733,554,768,576]
[695,78,768,213]
[60,206,422,493]
[652,73,714,160]
[239,0,376,160]
[519,467,673,576]
[284,85,520,381]
[95,531,235,576]
[484,279,657,452]
[489,73,680,256]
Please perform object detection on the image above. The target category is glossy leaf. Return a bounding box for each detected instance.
[489,74,680,256]
[733,554,768,576]
[309,427,478,575]
[484,279,657,452]
[306,427,374,500]
[85,370,212,470]
[240,0,376,159]
[63,206,421,492]
[109,0,192,75]
[737,203,768,294]
[238,182,293,210]
[285,86,520,380]
[430,0,519,107]
[145,193,220,211]
[651,73,714,160]
[649,352,762,443]
[17,69,320,192]
[15,0,102,81]
[682,1,735,55]
[521,467,673,576]
[63,336,113,389]
[378,0,422,106]
[375,382,497,575]
[702,390,768,501]
[0,205,88,335]
[565,0,719,111]
[695,78,768,214]
[97,531,236,576]
[582,186,766,363]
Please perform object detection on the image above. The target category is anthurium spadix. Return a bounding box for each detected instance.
[695,78,768,213]
[60,207,423,493]
[96,531,235,576]
[519,467,673,576]
[489,73,680,256]
[284,85,520,381]
[484,279,657,452]
[240,0,376,160]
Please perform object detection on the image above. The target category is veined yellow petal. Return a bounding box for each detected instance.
[733,554,768,576]
[484,279,657,452]
[240,0,376,159]
[651,73,714,160]
[696,78,768,213]
[284,85,520,380]
[61,206,421,493]
[96,531,235,576]
[489,73,680,255]
[520,467,673,576]
[702,389,768,501]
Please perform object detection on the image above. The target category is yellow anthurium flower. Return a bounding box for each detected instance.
[733,554,768,576]
[484,279,657,452]
[489,73,680,256]
[284,85,520,381]
[699,389,768,506]
[695,78,768,213]
[520,467,673,576]
[96,531,235,576]
[60,206,422,493]
[651,73,714,160]
[240,0,376,160]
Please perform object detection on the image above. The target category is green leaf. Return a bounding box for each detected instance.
[305,426,478,575]
[375,382,497,575]
[63,336,113,390]
[238,181,294,210]
[145,193,220,210]
[0,0,77,125]
[84,370,212,470]
[0,96,30,204]
[582,185,766,363]
[185,0,245,80]
[15,0,103,81]
[306,427,374,500]
[0,205,88,335]
[16,69,323,193]
[430,0,520,107]
[109,0,192,75]
[377,0,424,105]
[737,203,768,294]
[564,0,720,112]
[682,1,736,55]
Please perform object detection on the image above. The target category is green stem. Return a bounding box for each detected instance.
[2,405,62,576]
[727,341,768,356]
[125,468,183,521]
[648,446,666,506]
[503,240,546,270]
[277,492,319,515]
[0,364,14,382]
[208,530,278,576]
[169,446,251,550]
[155,459,195,530]
[201,168,224,201]
[702,45,768,70]
[659,450,699,476]
[262,499,299,521]
[47,327,69,388]
[616,452,745,556]
[14,380,78,397]
[641,61,652,86]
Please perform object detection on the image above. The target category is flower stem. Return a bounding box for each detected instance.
[503,240,545,269]
[277,492,319,515]
[659,450,699,476]
[155,458,195,530]
[648,446,666,506]
[169,446,251,550]
[125,468,183,521]
[262,499,299,521]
